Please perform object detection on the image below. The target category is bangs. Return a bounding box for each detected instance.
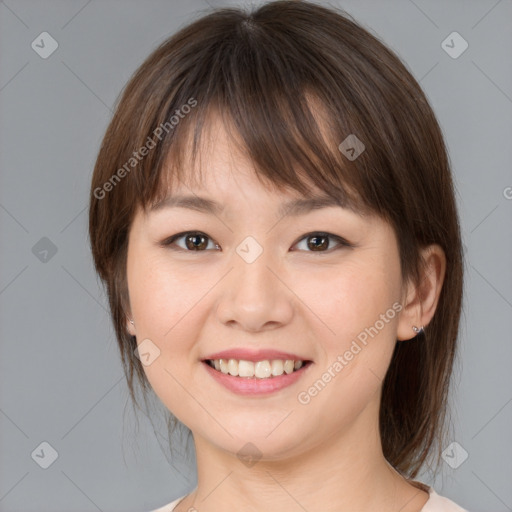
[128,10,395,221]
[148,97,371,219]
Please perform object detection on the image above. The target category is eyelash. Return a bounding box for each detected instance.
[159,231,354,254]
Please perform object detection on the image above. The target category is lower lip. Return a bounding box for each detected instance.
[202,361,312,396]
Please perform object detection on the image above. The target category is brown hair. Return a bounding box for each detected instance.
[88,0,464,479]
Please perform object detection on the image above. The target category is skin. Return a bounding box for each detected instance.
[125,116,446,512]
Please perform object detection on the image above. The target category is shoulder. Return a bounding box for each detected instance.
[420,486,469,512]
[149,488,469,512]
[149,495,187,512]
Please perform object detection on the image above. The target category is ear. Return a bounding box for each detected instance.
[125,307,136,336]
[126,316,136,336]
[397,244,446,341]
[122,289,136,336]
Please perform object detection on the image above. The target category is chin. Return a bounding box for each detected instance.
[194,417,315,462]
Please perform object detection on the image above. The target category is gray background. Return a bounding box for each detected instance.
[1,0,511,511]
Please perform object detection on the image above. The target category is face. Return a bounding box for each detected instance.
[125,116,409,462]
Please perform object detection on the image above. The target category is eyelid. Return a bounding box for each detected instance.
[290,231,354,250]
[160,231,219,250]
[160,230,354,252]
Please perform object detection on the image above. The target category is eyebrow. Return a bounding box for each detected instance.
[149,193,363,217]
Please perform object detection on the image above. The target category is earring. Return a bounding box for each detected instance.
[412,325,424,335]
[129,319,134,325]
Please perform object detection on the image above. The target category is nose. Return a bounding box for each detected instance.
[215,242,294,333]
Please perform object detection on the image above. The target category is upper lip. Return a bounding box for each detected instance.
[202,348,310,362]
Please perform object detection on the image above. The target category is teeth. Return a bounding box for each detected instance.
[283,360,294,374]
[219,359,229,374]
[255,360,271,379]
[208,358,306,378]
[227,359,238,376]
[238,360,254,377]
[271,359,283,376]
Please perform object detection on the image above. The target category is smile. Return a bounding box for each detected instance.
[202,358,313,396]
[205,358,308,378]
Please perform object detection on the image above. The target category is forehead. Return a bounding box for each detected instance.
[149,190,364,219]
[148,106,371,220]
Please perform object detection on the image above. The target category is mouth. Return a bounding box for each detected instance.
[200,348,314,395]
[201,356,313,396]
[203,358,313,379]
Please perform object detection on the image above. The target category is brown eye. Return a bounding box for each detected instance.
[292,232,352,253]
[185,233,208,250]
[161,231,352,253]
[307,234,329,251]
[161,231,219,251]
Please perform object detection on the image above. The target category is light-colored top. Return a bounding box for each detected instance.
[150,485,469,512]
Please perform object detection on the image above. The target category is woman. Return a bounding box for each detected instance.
[89,1,468,510]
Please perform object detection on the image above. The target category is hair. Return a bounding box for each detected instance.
[88,0,464,480]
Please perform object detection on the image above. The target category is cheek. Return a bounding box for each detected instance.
[312,258,400,344]
[127,251,198,336]
[305,257,401,412]
[126,251,218,391]
[126,256,205,421]
[296,269,400,431]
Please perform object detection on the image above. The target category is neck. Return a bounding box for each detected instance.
[176,399,429,512]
